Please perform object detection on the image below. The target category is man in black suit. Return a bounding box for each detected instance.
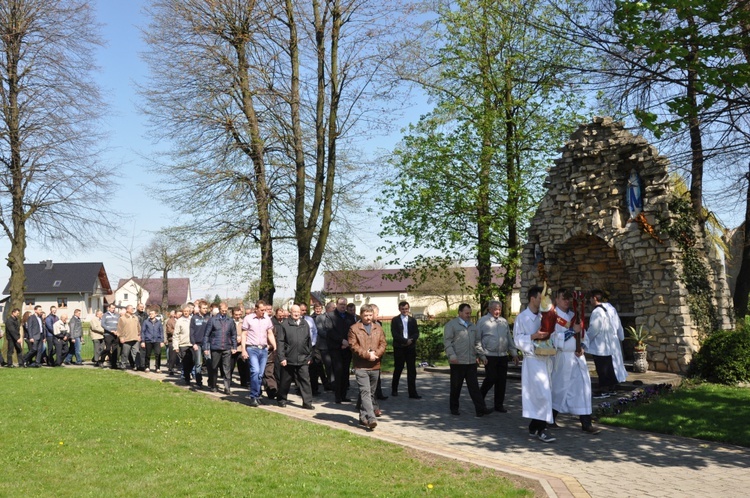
[24,305,45,367]
[276,305,314,409]
[328,297,356,403]
[390,301,421,398]
[4,308,22,367]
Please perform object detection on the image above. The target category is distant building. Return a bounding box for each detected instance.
[2,260,112,320]
[323,267,520,319]
[114,277,192,311]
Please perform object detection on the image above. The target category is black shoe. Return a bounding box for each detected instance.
[302,404,315,410]
[475,408,493,418]
[311,390,320,396]
[549,421,560,428]
[409,394,423,399]
[376,395,388,400]
[248,397,260,407]
[582,425,601,435]
[391,391,398,397]
[451,410,461,416]
[277,400,287,407]
[341,397,352,402]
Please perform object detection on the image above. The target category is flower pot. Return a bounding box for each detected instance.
[633,349,648,373]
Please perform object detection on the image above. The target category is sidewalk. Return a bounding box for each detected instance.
[134,367,750,498]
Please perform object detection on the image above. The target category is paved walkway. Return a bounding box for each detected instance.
[134,367,750,498]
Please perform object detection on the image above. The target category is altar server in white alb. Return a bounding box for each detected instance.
[586,289,627,397]
[513,285,556,443]
[550,289,600,434]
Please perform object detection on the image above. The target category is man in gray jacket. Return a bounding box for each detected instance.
[443,303,491,417]
[478,301,518,413]
[64,309,84,365]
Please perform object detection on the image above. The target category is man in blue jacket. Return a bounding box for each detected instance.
[203,303,237,394]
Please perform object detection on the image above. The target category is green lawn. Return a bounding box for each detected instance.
[0,368,531,497]
[600,382,750,447]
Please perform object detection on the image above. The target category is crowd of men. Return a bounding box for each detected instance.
[2,290,626,439]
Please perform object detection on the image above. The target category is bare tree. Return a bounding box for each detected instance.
[141,0,401,305]
[0,0,112,311]
[139,233,193,313]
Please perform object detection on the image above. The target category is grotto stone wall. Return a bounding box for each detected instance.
[520,117,734,374]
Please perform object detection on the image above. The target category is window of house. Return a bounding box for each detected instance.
[57,297,68,308]
[124,293,129,300]
[24,297,35,306]
[53,280,62,287]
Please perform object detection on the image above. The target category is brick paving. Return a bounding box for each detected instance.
[134,367,750,498]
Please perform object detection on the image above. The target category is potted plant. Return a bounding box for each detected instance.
[626,325,652,373]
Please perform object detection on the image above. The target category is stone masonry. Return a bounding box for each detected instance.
[520,117,734,373]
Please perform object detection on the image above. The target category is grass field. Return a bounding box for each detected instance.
[600,382,750,447]
[0,368,531,497]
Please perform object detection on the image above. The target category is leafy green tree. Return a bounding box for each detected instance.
[380,0,589,313]
[599,0,750,219]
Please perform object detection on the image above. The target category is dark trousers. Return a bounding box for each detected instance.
[309,345,330,393]
[592,354,617,390]
[120,340,138,369]
[529,419,547,435]
[102,333,119,368]
[42,333,54,364]
[449,363,486,415]
[208,350,232,390]
[144,342,162,370]
[263,349,279,398]
[553,409,593,429]
[480,356,509,410]
[278,363,313,406]
[23,340,39,365]
[166,343,179,373]
[392,344,418,396]
[6,337,22,366]
[92,338,104,363]
[330,347,352,402]
[230,350,249,386]
[182,347,203,385]
[52,337,67,366]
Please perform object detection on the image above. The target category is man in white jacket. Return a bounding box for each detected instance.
[587,289,627,397]
[550,289,600,434]
[514,286,556,443]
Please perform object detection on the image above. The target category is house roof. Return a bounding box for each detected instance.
[323,267,517,294]
[116,278,191,307]
[2,261,112,295]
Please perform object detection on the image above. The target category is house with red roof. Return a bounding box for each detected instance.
[323,267,520,319]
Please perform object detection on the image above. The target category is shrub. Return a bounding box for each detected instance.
[416,320,448,365]
[688,326,750,385]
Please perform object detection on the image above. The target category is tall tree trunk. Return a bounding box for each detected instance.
[500,70,519,319]
[161,268,169,314]
[232,38,275,303]
[293,0,338,305]
[474,3,494,314]
[733,163,750,318]
[5,21,25,313]
[686,16,704,222]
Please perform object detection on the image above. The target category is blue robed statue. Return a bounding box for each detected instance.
[627,169,643,219]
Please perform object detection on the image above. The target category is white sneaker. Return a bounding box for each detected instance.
[156,368,161,373]
[145,368,150,373]
[538,431,556,443]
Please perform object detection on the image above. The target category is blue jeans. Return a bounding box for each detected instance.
[65,337,82,364]
[247,346,268,399]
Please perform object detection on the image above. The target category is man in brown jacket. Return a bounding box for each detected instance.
[348,304,386,430]
[117,305,141,370]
